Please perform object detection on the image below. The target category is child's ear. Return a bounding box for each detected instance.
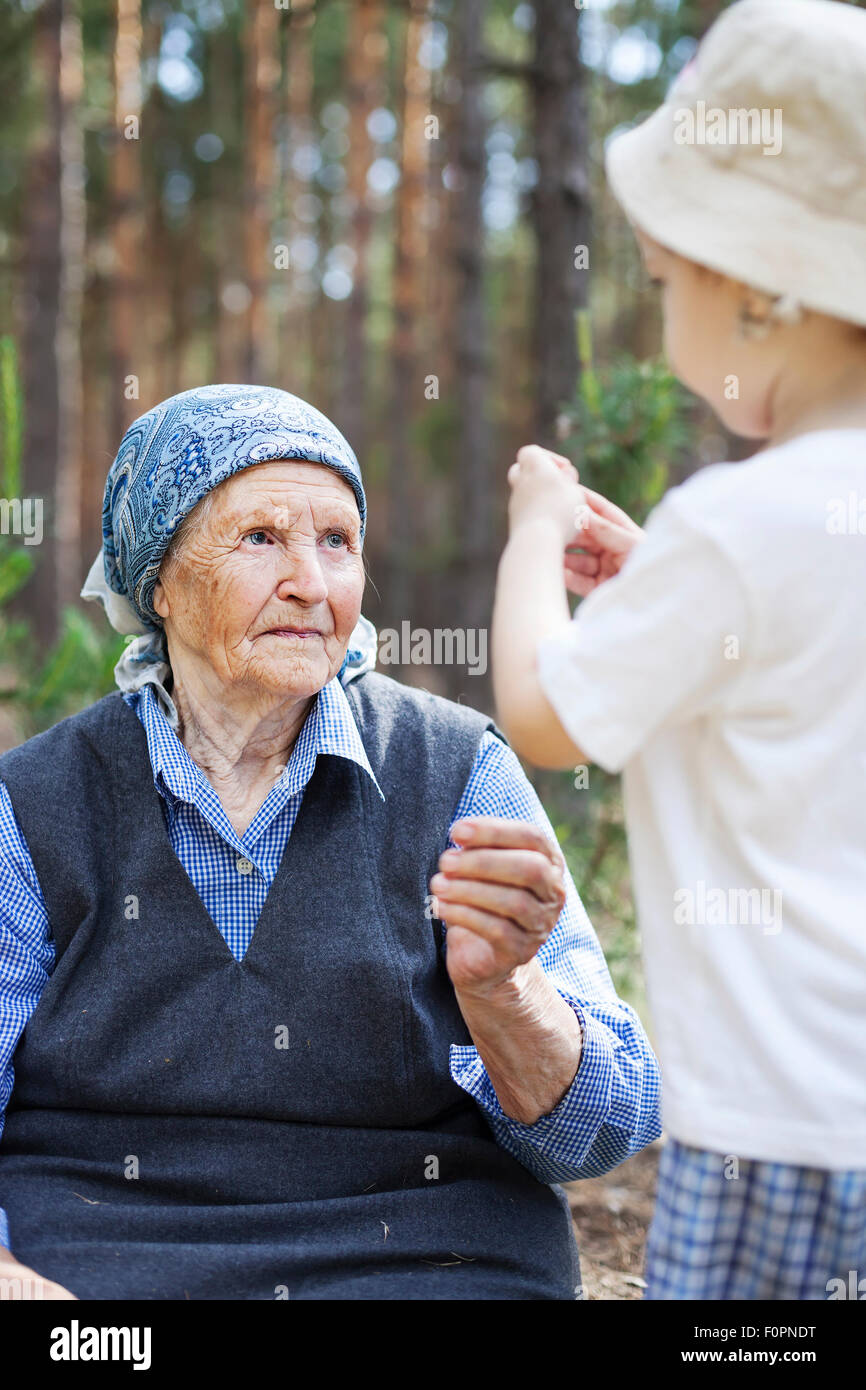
[694,261,729,289]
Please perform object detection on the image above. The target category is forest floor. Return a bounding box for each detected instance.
[565,1139,662,1300]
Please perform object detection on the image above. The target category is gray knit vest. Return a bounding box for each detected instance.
[0,672,580,1300]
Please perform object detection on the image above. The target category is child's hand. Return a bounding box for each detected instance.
[506,444,585,544]
[565,487,646,595]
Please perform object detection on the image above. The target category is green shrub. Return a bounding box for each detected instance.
[0,335,126,741]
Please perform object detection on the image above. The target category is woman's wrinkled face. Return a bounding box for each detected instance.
[152,460,365,701]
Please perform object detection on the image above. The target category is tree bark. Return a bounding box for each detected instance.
[20,0,62,644]
[531,0,588,443]
[339,0,386,456]
[55,0,86,608]
[450,0,493,696]
[281,4,315,397]
[243,0,280,383]
[109,0,143,445]
[388,0,432,641]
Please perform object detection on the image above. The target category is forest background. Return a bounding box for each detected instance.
[5,0,857,1030]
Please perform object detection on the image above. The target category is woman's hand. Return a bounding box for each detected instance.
[0,1248,78,1299]
[429,816,583,1124]
[429,817,567,997]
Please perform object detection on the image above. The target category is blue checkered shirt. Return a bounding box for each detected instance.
[0,677,662,1250]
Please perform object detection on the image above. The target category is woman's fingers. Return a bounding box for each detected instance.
[433,847,564,911]
[430,877,553,938]
[434,843,565,894]
[448,816,564,864]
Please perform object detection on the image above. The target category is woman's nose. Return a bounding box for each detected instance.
[275,542,329,605]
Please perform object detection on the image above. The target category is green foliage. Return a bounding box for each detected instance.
[561,311,691,525]
[0,336,125,742]
[542,767,646,1019]
[0,334,22,499]
[0,546,32,607]
[10,607,127,734]
[0,332,33,615]
[0,592,127,740]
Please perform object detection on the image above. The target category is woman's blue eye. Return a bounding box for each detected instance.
[325,532,346,548]
[245,530,269,545]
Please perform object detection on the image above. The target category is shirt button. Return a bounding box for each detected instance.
[236,857,254,875]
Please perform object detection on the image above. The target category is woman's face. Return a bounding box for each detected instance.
[152,460,365,702]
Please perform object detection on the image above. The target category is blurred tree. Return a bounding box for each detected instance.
[451,0,493,650]
[243,0,280,382]
[388,0,432,620]
[54,0,85,616]
[531,0,587,444]
[340,0,386,455]
[281,1,316,396]
[109,0,143,445]
[20,0,62,644]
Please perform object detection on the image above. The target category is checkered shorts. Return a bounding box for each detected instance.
[644,1137,866,1300]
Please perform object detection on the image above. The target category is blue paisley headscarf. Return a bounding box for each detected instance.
[80,383,376,725]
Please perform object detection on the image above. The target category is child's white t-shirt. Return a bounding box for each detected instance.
[536,429,866,1168]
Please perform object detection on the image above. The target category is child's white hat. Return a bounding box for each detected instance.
[604,0,866,327]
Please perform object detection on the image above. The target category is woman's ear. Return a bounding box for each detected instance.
[153,578,170,620]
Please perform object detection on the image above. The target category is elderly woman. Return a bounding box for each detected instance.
[0,385,660,1301]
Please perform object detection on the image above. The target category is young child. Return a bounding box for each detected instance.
[492,0,866,1300]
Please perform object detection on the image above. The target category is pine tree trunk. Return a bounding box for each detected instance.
[339,0,385,456]
[20,0,62,644]
[109,0,143,445]
[450,0,493,701]
[281,4,315,396]
[55,0,86,610]
[531,0,588,443]
[243,0,280,383]
[388,0,432,643]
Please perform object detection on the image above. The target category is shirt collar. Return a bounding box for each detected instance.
[111,613,379,732]
[130,676,385,808]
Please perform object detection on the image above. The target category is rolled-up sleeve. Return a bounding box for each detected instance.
[0,780,55,1251]
[447,733,661,1182]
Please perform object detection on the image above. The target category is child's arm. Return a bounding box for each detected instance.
[492,446,588,768]
[492,446,644,769]
[493,513,584,768]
